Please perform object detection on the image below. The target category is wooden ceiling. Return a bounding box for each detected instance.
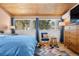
[0,3,76,16]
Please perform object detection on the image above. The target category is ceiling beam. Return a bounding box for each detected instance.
[12,13,62,16]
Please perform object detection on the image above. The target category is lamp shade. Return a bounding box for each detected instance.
[10,26,15,29]
[64,19,70,25]
[59,22,65,26]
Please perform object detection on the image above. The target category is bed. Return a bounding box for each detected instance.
[0,35,37,56]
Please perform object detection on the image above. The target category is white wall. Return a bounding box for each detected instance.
[62,11,70,21]
[0,8,11,33]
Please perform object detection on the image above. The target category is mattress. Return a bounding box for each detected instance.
[0,35,37,56]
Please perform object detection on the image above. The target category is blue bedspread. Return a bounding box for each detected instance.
[0,35,37,56]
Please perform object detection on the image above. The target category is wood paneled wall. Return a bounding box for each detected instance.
[64,24,79,54]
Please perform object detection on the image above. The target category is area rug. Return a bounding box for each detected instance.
[35,47,70,56]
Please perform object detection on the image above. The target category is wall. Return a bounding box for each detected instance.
[62,11,70,21]
[0,8,11,33]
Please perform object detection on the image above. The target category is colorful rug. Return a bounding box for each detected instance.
[35,47,70,56]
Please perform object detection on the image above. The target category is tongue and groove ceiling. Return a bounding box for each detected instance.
[0,3,76,16]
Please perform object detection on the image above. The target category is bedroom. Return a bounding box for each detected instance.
[0,3,79,56]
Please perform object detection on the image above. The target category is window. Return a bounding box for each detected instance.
[15,20,36,35]
[15,19,60,30]
[39,20,51,30]
[15,20,30,30]
[35,19,60,30]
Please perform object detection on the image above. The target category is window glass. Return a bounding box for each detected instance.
[15,19,60,30]
[15,20,30,30]
[33,19,60,30]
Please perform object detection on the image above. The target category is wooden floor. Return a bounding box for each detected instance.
[58,43,77,56]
